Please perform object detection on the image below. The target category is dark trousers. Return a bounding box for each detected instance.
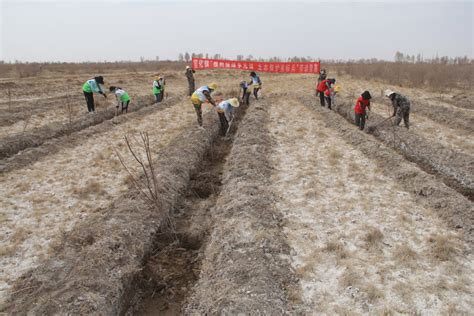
[243,92,250,105]
[218,112,229,136]
[394,107,410,129]
[253,88,260,100]
[84,91,95,112]
[193,103,203,126]
[117,100,130,114]
[318,91,325,107]
[188,80,195,96]
[155,91,164,103]
[355,113,366,130]
[325,95,332,109]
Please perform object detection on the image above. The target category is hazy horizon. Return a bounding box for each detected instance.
[1,0,472,63]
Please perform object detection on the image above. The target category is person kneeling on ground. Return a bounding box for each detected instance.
[217,98,240,136]
[82,76,107,113]
[109,86,131,115]
[385,89,410,129]
[249,71,262,99]
[240,80,253,105]
[190,83,218,126]
[354,90,372,130]
[316,78,336,108]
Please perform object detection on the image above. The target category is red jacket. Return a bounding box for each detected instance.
[324,88,334,97]
[317,79,329,92]
[354,96,370,115]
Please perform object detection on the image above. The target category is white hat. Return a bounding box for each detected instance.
[384,89,395,97]
[228,98,240,107]
[186,66,190,69]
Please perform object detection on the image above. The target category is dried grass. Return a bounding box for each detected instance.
[339,267,360,288]
[71,180,106,198]
[392,244,418,266]
[426,234,458,261]
[363,226,384,250]
[328,148,343,166]
[364,283,384,302]
[324,240,348,261]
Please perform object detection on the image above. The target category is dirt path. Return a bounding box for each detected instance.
[268,99,473,313]
[0,101,206,304]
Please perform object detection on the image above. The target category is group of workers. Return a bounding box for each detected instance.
[315,68,410,130]
[81,69,261,136]
[189,71,262,135]
[82,75,166,115]
[81,67,410,137]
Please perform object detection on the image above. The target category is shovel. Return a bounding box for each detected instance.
[367,116,393,133]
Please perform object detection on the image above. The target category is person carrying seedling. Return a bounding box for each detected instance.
[354,90,372,130]
[248,71,262,100]
[185,66,196,96]
[316,78,335,108]
[109,86,131,115]
[190,83,218,126]
[239,80,253,105]
[216,97,240,136]
[82,76,107,113]
[385,89,410,129]
[153,76,165,103]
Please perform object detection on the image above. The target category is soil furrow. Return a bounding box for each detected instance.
[1,112,221,314]
[0,97,181,174]
[0,99,200,304]
[0,95,155,160]
[270,97,473,314]
[132,95,251,315]
[327,96,473,201]
[298,96,474,246]
[185,99,299,314]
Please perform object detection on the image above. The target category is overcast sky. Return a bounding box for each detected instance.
[0,0,472,62]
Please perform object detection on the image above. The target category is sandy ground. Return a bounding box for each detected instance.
[0,101,211,304]
[269,99,473,314]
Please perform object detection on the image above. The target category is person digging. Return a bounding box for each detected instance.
[385,89,411,129]
[240,80,253,105]
[216,97,240,136]
[190,83,218,127]
[109,86,131,115]
[316,78,335,108]
[354,90,372,130]
[82,76,107,113]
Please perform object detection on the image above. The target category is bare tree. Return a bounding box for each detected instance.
[65,86,73,123]
[115,132,176,236]
[22,103,34,134]
[7,88,12,111]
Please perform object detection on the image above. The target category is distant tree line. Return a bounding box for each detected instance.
[394,51,471,65]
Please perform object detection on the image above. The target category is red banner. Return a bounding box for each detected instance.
[192,58,320,74]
